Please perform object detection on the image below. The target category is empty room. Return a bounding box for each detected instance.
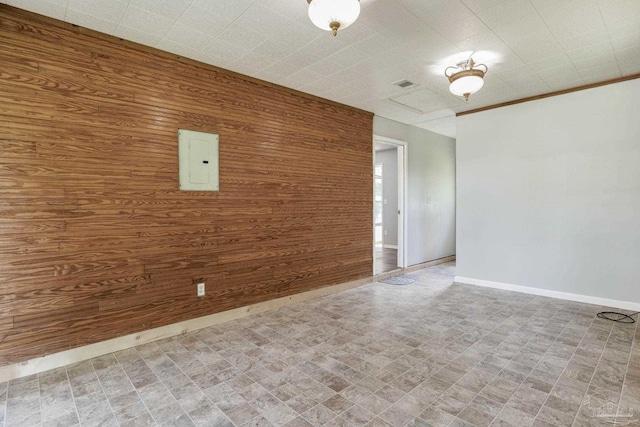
[0,1,639,427]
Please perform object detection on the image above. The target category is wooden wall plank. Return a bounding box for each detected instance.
[0,4,373,367]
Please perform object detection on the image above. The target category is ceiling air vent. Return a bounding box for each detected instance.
[393,79,419,90]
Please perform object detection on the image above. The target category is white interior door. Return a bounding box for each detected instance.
[396,145,405,268]
[373,135,408,269]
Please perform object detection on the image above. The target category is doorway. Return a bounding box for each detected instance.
[373,136,407,275]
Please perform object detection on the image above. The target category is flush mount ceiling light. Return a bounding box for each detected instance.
[307,0,360,36]
[445,58,488,101]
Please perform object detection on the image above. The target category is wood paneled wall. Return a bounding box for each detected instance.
[0,6,373,366]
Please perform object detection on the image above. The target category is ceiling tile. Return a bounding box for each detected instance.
[215,24,265,53]
[176,5,232,37]
[250,39,292,62]
[433,14,490,45]
[615,45,640,69]
[599,0,640,32]
[302,37,350,60]
[572,53,618,71]
[360,0,413,31]
[119,6,175,39]
[494,64,540,83]
[326,45,371,69]
[269,21,320,52]
[577,62,621,80]
[565,41,616,63]
[401,0,475,29]
[492,14,548,47]
[328,19,378,45]
[455,30,513,60]
[308,58,344,77]
[380,15,435,46]
[267,0,307,20]
[556,29,610,52]
[609,33,640,52]
[543,75,585,91]
[282,51,323,69]
[234,3,292,38]
[230,52,278,71]
[226,62,260,78]
[155,39,200,59]
[287,67,326,87]
[113,25,163,48]
[7,0,65,19]
[262,59,305,78]
[581,71,622,84]
[200,38,248,63]
[329,66,368,84]
[475,0,537,28]
[401,34,458,64]
[299,75,347,94]
[66,0,128,23]
[460,0,508,14]
[532,0,600,25]
[352,32,399,57]
[509,34,566,63]
[191,0,256,22]
[128,0,193,20]
[528,53,573,73]
[544,12,606,41]
[620,66,640,77]
[63,8,118,34]
[162,22,211,52]
[390,87,459,113]
[534,62,580,81]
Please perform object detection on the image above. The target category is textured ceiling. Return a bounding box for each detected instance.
[4,0,640,138]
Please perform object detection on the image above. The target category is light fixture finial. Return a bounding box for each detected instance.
[330,21,340,36]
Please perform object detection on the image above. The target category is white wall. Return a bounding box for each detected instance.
[456,78,640,307]
[373,117,456,266]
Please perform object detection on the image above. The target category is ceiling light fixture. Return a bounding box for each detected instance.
[445,58,488,101]
[307,0,360,36]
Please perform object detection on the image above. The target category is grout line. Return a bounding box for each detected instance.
[1,381,6,427]
[63,366,83,427]
[91,356,126,426]
[115,351,161,427]
[612,315,639,424]
[505,301,585,425]
[570,310,622,427]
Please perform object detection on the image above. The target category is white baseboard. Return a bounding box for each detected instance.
[0,276,371,383]
[0,257,457,383]
[382,244,398,249]
[454,276,640,312]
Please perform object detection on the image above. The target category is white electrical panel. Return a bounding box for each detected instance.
[178,129,219,191]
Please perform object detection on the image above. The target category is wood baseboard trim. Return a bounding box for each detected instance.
[0,256,455,382]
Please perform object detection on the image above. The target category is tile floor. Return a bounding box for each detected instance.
[1,262,639,427]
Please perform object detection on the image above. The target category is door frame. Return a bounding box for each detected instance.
[373,135,408,270]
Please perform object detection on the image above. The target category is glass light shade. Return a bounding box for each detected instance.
[308,0,360,35]
[448,73,484,97]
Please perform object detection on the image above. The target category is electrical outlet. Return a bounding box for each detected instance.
[197,282,205,297]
